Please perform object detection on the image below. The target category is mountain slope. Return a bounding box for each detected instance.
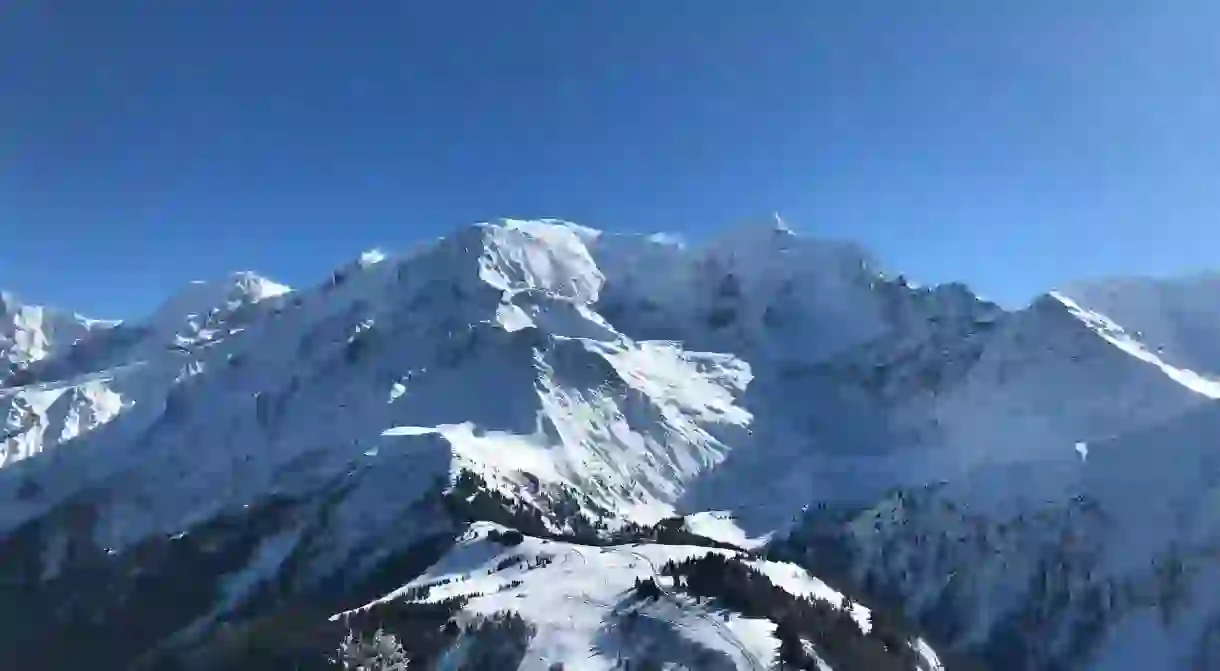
[0,221,776,670]
[0,218,1215,670]
[0,272,290,469]
[1,291,114,383]
[321,521,935,671]
[1060,272,1220,377]
[775,398,1220,670]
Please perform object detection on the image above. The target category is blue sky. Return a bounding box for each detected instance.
[2,1,1217,317]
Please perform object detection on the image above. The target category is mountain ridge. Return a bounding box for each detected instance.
[1,218,1217,670]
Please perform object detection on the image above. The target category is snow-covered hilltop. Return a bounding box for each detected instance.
[0,219,1216,670]
[327,522,902,671]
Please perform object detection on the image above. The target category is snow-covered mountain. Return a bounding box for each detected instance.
[1060,272,1220,377]
[1,290,114,383]
[324,521,932,671]
[0,219,1215,670]
[0,272,290,468]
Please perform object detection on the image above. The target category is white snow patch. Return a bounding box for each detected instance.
[387,381,406,403]
[911,637,944,671]
[1053,292,1220,399]
[803,640,834,671]
[745,559,871,634]
[683,511,768,550]
[1074,440,1089,462]
[381,425,441,437]
[359,248,388,266]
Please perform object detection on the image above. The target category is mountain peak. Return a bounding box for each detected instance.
[5,219,1220,670]
[123,271,291,353]
[153,271,288,321]
[464,219,606,304]
[224,271,291,302]
[0,291,101,375]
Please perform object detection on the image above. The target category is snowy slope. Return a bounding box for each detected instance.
[778,399,1220,670]
[0,290,113,382]
[0,223,758,637]
[0,218,1215,669]
[1061,272,1220,377]
[0,272,290,469]
[331,522,899,671]
[664,276,1214,539]
[1,376,126,466]
[334,523,780,670]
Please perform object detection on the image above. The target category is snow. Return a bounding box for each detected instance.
[0,270,290,469]
[387,380,406,403]
[1062,271,1220,375]
[1052,291,1220,399]
[683,511,768,550]
[441,422,566,483]
[381,425,440,437]
[803,641,834,671]
[1,218,1217,669]
[359,248,388,266]
[335,522,875,670]
[2,375,130,466]
[1,291,103,371]
[743,559,871,633]
[146,271,290,347]
[831,399,1220,666]
[911,637,944,671]
[0,221,759,557]
[478,220,605,304]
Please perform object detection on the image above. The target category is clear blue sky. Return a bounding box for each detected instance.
[2,1,1217,317]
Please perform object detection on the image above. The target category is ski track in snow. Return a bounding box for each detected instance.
[626,548,765,671]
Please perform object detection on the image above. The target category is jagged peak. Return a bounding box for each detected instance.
[421,219,607,305]
[701,217,875,271]
[1006,291,1145,350]
[155,271,289,318]
[224,271,291,302]
[1,290,105,371]
[394,219,887,315]
[916,281,1004,321]
[6,217,1220,670]
[134,271,291,348]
